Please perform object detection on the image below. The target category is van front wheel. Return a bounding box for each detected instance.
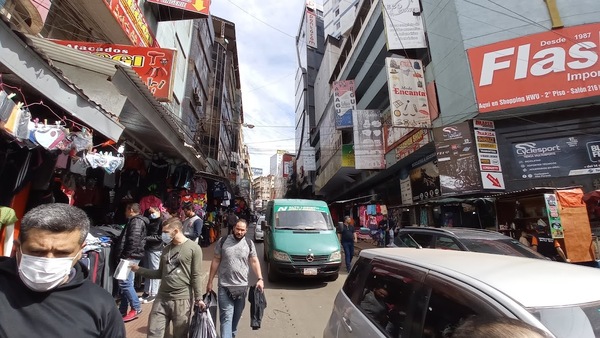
[267,262,279,283]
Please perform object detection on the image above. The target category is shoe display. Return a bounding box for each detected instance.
[142,296,156,304]
[122,309,142,322]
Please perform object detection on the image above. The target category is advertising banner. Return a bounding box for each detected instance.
[52,40,176,102]
[474,120,505,190]
[251,167,263,177]
[409,154,440,202]
[383,109,411,154]
[341,144,356,168]
[434,122,482,194]
[544,193,564,239]
[386,57,431,128]
[381,0,427,50]
[306,9,318,49]
[468,22,600,113]
[352,110,385,169]
[303,148,317,171]
[512,134,600,178]
[333,80,356,129]
[105,0,158,47]
[400,176,413,205]
[148,0,210,15]
[395,128,430,161]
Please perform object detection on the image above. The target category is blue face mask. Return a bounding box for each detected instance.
[149,212,160,220]
[161,232,173,244]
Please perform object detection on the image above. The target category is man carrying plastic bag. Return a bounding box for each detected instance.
[189,291,218,338]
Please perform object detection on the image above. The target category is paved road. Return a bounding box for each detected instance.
[125,224,353,337]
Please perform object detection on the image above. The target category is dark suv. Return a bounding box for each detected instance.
[392,227,545,259]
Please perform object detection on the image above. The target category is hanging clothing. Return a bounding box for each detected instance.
[248,285,267,330]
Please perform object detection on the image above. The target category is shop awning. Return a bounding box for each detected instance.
[0,20,125,141]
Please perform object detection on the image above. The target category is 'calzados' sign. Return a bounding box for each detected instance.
[468,23,600,113]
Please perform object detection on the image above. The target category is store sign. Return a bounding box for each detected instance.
[386,57,431,128]
[148,0,210,15]
[434,122,482,194]
[303,148,317,171]
[341,144,355,168]
[409,154,440,202]
[474,121,505,190]
[511,134,600,178]
[468,22,600,113]
[544,193,564,239]
[52,40,176,102]
[400,176,413,205]
[105,0,158,47]
[251,167,263,177]
[382,0,427,50]
[306,9,318,49]
[395,128,430,160]
[333,80,356,129]
[352,110,385,169]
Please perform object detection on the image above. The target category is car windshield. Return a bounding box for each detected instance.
[275,210,334,230]
[528,301,600,337]
[459,237,545,259]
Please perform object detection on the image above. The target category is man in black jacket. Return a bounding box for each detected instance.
[115,202,148,322]
[140,205,168,304]
[0,203,125,337]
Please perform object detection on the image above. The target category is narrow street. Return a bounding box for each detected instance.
[125,224,362,338]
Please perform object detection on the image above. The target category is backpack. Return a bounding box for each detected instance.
[220,235,253,253]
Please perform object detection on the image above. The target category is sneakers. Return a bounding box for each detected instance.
[142,296,156,304]
[138,293,149,302]
[122,309,142,322]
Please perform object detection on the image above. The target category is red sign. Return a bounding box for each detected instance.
[105,0,158,47]
[468,23,600,113]
[147,0,210,15]
[52,40,176,102]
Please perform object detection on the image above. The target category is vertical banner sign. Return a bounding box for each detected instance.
[386,57,431,129]
[474,120,505,190]
[381,0,427,50]
[544,193,565,239]
[333,80,356,129]
[400,176,413,205]
[467,22,600,113]
[52,40,176,102]
[433,122,482,195]
[303,148,317,171]
[353,110,385,169]
[306,10,318,49]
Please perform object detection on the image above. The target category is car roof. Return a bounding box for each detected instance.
[399,226,510,239]
[360,248,600,308]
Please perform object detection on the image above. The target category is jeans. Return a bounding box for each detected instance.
[342,241,354,272]
[144,250,161,296]
[119,259,141,313]
[218,286,246,338]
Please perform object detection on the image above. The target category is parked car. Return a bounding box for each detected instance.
[324,248,600,338]
[254,216,265,242]
[391,226,546,259]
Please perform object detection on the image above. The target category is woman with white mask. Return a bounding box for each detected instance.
[140,205,169,304]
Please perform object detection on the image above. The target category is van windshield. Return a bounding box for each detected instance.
[275,210,334,230]
[528,301,600,337]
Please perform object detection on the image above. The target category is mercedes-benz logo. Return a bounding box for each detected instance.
[306,253,314,262]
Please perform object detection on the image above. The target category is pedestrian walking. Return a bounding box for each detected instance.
[338,215,357,272]
[0,203,125,337]
[114,202,148,322]
[182,203,203,243]
[206,219,264,338]
[140,205,168,304]
[132,217,205,338]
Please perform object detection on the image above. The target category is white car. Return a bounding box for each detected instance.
[324,248,600,338]
[253,216,265,242]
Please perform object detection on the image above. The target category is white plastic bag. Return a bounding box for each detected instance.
[189,291,218,338]
[113,258,133,280]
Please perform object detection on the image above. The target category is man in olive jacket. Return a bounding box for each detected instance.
[115,203,148,322]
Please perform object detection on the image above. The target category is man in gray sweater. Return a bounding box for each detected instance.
[132,217,205,337]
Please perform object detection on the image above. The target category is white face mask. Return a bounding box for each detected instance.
[18,250,77,292]
[161,232,173,244]
[149,212,160,220]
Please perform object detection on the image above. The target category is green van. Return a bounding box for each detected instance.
[263,199,341,282]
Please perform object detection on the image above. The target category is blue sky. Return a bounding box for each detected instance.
[210,0,308,174]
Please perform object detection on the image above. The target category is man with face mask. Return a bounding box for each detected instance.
[206,219,264,338]
[0,203,125,337]
[131,217,204,338]
[139,205,168,304]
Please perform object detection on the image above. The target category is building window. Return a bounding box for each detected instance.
[336,22,341,29]
[335,9,339,16]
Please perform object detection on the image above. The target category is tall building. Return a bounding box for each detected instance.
[322,0,360,39]
[294,3,325,198]
[252,175,274,211]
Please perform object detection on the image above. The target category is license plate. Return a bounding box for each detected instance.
[303,268,318,276]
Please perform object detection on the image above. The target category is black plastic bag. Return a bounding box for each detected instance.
[189,291,218,338]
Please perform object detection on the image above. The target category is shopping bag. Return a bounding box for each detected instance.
[188,303,217,338]
[203,290,218,322]
[113,258,133,280]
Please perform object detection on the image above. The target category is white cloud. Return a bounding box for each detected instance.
[210,0,303,174]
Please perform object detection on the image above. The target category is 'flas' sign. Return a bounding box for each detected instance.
[468,23,600,113]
